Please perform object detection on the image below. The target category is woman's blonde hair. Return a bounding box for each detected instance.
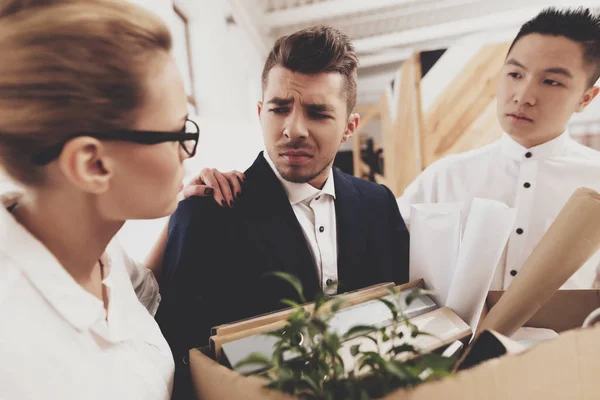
[0,0,172,185]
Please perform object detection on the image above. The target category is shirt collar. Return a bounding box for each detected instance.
[0,189,106,332]
[264,151,336,205]
[499,130,571,161]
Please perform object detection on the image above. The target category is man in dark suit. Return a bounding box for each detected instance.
[155,25,410,398]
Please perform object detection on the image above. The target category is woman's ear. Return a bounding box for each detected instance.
[58,137,114,194]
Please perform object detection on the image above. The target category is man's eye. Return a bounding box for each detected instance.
[544,79,563,87]
[269,107,288,114]
[309,112,330,120]
[508,72,521,79]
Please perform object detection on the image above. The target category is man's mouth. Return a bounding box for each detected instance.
[280,150,313,165]
[506,113,534,123]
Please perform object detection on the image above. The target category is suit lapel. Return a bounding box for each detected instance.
[333,169,367,293]
[243,153,320,301]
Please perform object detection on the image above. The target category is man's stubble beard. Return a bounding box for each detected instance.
[277,155,335,184]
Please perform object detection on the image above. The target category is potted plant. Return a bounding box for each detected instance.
[236,273,455,400]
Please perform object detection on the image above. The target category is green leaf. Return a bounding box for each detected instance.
[310,318,328,333]
[281,298,302,310]
[382,360,410,381]
[385,284,398,297]
[412,330,438,340]
[266,271,307,303]
[357,351,387,372]
[377,297,399,321]
[314,291,331,313]
[390,344,417,356]
[263,329,286,339]
[234,352,273,370]
[334,353,346,372]
[404,288,435,307]
[289,308,309,324]
[350,333,379,349]
[350,344,361,356]
[380,329,390,342]
[301,375,321,395]
[330,296,346,312]
[343,325,377,340]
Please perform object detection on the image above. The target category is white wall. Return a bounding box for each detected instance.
[182,0,264,173]
[120,0,266,262]
[130,0,264,174]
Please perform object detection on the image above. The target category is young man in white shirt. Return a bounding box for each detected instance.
[398,8,600,289]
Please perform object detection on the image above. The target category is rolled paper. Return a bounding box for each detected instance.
[478,187,600,337]
[409,203,463,305]
[446,198,517,332]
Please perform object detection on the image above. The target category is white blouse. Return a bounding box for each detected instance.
[0,189,174,400]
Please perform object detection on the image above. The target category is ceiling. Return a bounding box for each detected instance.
[227,0,600,105]
[230,0,600,69]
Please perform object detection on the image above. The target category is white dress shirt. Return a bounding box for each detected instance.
[398,132,600,289]
[265,153,338,294]
[0,190,174,400]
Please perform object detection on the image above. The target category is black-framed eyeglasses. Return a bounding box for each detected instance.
[31,119,200,165]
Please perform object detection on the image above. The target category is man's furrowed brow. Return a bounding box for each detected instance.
[305,103,335,113]
[267,97,294,106]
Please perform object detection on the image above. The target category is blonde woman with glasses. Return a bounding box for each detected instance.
[0,0,245,398]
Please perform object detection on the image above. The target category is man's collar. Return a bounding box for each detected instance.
[264,151,336,205]
[499,130,571,161]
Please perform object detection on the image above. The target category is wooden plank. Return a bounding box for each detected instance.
[388,52,424,195]
[422,43,509,167]
[446,100,503,156]
[380,91,395,189]
[431,49,506,157]
[352,105,381,177]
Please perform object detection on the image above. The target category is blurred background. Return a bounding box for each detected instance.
[55,0,600,259]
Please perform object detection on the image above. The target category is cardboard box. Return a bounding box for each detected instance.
[190,323,600,400]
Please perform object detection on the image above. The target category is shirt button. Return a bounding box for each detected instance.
[523,182,531,188]
[510,270,518,277]
[516,228,524,235]
[319,226,325,233]
[326,278,334,286]
[525,152,532,158]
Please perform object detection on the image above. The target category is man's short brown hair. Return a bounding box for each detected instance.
[261,25,359,113]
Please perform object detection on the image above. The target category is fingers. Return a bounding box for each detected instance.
[214,171,235,207]
[182,184,213,200]
[196,168,227,206]
[191,168,246,208]
[223,171,245,200]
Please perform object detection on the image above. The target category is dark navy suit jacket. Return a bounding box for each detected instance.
[155,152,410,398]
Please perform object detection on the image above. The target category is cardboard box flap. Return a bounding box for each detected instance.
[487,289,600,332]
[189,348,292,400]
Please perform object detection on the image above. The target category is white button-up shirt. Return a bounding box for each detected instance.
[265,153,338,294]
[0,190,174,400]
[398,132,600,289]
